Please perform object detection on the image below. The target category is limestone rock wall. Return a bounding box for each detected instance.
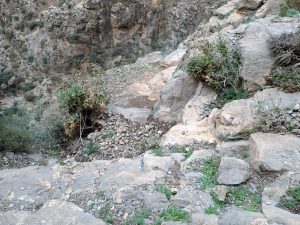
[0,0,221,74]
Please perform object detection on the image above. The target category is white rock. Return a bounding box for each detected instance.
[217,157,250,185]
[250,133,300,172]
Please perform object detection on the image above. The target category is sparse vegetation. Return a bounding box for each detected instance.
[199,156,220,190]
[226,186,261,212]
[278,186,300,214]
[125,209,151,225]
[0,115,33,153]
[160,205,190,223]
[155,185,174,200]
[99,203,114,224]
[271,68,300,93]
[67,32,80,43]
[205,186,261,215]
[152,147,164,157]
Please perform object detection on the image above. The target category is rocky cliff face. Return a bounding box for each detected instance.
[0,0,220,75]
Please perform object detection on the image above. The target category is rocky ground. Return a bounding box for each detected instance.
[1,0,300,225]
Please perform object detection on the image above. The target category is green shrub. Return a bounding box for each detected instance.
[160,205,190,223]
[58,83,106,138]
[155,185,174,200]
[278,186,300,214]
[0,115,33,153]
[271,68,300,93]
[217,87,249,107]
[187,39,241,92]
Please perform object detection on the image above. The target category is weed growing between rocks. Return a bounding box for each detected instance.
[199,156,220,190]
[278,186,300,214]
[187,38,248,106]
[159,205,190,223]
[125,209,151,225]
[271,68,300,93]
[268,32,300,92]
[155,185,174,201]
[205,186,262,215]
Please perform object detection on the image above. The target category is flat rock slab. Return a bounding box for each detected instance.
[250,133,300,172]
[99,153,174,193]
[214,88,300,138]
[217,157,250,185]
[0,166,54,210]
[20,200,106,225]
[218,209,267,225]
[262,204,300,225]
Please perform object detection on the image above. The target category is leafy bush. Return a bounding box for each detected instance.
[58,83,106,138]
[271,68,300,92]
[0,115,33,153]
[125,209,150,225]
[187,39,241,92]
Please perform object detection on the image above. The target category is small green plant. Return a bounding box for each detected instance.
[226,186,261,212]
[205,192,226,215]
[99,203,114,224]
[83,141,100,155]
[199,157,220,190]
[155,185,173,200]
[278,186,300,214]
[216,87,249,107]
[152,147,163,157]
[271,68,300,93]
[182,147,193,158]
[160,205,190,223]
[102,130,115,139]
[187,39,241,93]
[280,0,300,17]
[67,32,80,43]
[125,209,151,225]
[97,190,105,198]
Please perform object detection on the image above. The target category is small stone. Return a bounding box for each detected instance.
[114,197,123,204]
[8,76,17,86]
[212,185,228,201]
[294,104,300,111]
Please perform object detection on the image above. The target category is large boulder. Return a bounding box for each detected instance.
[0,166,54,211]
[20,200,106,225]
[218,209,267,225]
[160,117,218,147]
[217,157,250,185]
[249,133,300,172]
[237,18,300,89]
[237,0,264,10]
[153,70,198,123]
[213,88,300,138]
